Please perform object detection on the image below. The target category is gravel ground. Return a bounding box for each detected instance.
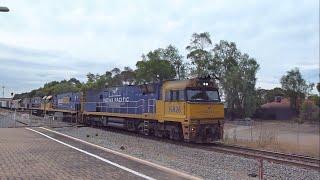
[54,126,320,180]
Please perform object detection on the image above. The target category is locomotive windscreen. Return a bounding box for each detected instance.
[187,89,220,102]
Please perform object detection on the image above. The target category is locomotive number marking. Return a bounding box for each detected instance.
[169,106,182,113]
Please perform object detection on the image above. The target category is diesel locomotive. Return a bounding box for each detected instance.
[13,78,225,143]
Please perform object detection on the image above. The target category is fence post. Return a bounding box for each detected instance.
[30,109,32,127]
[297,122,300,147]
[250,121,253,142]
[258,157,263,180]
[14,110,16,127]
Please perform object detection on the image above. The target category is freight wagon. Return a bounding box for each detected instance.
[0,98,12,109]
[19,98,31,110]
[11,99,20,109]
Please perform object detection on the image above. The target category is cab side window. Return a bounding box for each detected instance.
[172,91,179,101]
[179,90,185,101]
[165,91,171,101]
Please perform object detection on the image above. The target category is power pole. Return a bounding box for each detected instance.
[2,86,4,98]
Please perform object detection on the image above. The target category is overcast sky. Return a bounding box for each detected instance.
[0,0,319,97]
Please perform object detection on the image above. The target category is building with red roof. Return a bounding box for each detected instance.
[259,96,317,120]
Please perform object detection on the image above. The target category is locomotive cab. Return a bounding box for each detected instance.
[160,78,224,143]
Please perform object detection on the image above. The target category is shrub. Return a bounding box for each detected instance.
[257,130,276,147]
[299,101,320,123]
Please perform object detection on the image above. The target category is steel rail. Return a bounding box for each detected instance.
[203,144,320,170]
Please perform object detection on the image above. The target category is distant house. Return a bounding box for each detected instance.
[259,96,294,120]
[259,96,317,120]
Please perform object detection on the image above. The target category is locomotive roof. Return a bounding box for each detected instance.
[162,79,191,89]
[162,79,218,90]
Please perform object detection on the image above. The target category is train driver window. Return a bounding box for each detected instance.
[172,91,179,101]
[165,90,171,101]
[179,90,185,101]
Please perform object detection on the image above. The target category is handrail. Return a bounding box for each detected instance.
[148,99,156,113]
[84,99,146,114]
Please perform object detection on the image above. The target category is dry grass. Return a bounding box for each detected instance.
[223,130,320,158]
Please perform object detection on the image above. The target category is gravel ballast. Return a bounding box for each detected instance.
[55,126,320,180]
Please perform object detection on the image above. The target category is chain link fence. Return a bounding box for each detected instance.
[223,118,320,157]
[0,110,77,128]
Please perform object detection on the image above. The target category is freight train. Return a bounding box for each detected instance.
[9,78,225,143]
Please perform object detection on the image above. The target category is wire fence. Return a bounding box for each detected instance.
[224,119,320,156]
[0,110,77,128]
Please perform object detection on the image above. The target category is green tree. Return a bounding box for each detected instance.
[111,68,121,77]
[280,68,313,115]
[299,100,320,123]
[210,40,240,79]
[163,44,188,79]
[308,94,320,107]
[121,66,136,85]
[256,88,268,107]
[264,87,285,102]
[43,81,59,89]
[237,54,260,117]
[50,83,80,94]
[186,32,212,77]
[86,73,96,83]
[135,48,176,83]
[68,78,82,88]
[35,90,45,97]
[210,40,259,118]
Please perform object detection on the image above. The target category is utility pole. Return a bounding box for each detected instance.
[2,86,4,98]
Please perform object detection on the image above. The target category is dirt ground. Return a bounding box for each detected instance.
[224,119,320,157]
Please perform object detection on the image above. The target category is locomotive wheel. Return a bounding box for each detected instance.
[170,128,182,141]
[155,130,164,138]
[137,122,144,135]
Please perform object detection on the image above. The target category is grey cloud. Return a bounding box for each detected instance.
[0,43,61,59]
[0,0,318,96]
[0,43,122,96]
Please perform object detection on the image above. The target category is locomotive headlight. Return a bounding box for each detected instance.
[191,126,197,132]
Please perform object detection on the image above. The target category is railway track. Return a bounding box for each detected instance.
[83,125,320,170]
[202,143,320,170]
[52,124,320,170]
